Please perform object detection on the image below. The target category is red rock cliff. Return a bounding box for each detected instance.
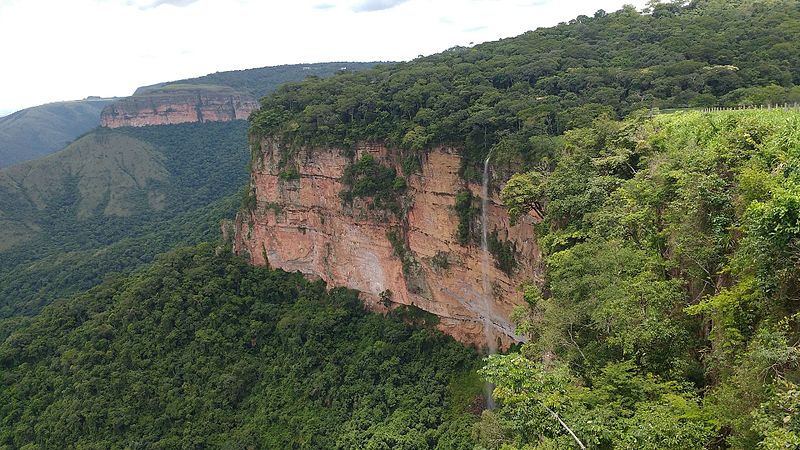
[100,89,258,128]
[234,138,541,347]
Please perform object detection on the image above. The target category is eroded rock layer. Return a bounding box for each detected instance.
[234,139,541,347]
[101,90,258,128]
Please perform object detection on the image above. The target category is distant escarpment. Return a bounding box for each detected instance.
[234,138,541,348]
[101,85,258,128]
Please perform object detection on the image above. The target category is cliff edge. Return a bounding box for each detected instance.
[234,138,541,348]
[101,86,258,128]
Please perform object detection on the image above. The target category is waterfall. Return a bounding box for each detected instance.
[481,154,496,409]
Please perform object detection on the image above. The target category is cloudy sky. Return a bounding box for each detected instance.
[0,0,647,114]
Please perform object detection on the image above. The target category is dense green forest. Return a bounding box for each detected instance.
[0,194,239,323]
[485,109,800,448]
[0,121,249,319]
[2,1,800,448]
[0,244,481,449]
[251,0,800,178]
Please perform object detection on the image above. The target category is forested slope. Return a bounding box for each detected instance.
[0,244,481,449]
[0,194,240,323]
[483,110,800,449]
[0,122,249,319]
[0,98,114,168]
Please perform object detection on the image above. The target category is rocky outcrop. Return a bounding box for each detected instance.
[234,138,542,348]
[101,89,258,128]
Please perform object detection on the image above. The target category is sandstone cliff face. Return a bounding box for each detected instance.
[101,90,258,128]
[234,139,541,347]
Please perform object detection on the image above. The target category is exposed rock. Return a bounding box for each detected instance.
[101,88,258,128]
[234,138,542,348]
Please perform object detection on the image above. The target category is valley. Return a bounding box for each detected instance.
[1,1,800,448]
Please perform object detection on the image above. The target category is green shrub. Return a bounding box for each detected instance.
[341,154,406,214]
[454,190,478,245]
[278,165,300,180]
[430,251,451,270]
[487,230,516,276]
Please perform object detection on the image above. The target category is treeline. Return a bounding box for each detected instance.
[142,62,383,98]
[251,0,800,177]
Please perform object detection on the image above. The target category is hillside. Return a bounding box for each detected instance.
[0,244,481,449]
[476,108,800,449]
[0,98,115,168]
[0,121,249,318]
[0,121,247,250]
[0,193,240,322]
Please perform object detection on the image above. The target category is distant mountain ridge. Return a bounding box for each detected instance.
[102,62,385,128]
[0,62,386,166]
[0,98,116,169]
[133,61,386,98]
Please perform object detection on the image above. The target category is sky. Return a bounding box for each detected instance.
[0,0,648,114]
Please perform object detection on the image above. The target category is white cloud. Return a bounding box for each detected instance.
[313,2,337,10]
[352,0,409,12]
[0,0,648,112]
[138,0,201,9]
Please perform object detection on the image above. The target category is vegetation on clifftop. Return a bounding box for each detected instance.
[251,0,800,177]
[138,62,383,98]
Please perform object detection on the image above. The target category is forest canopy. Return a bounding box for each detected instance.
[486,109,800,449]
[251,0,800,176]
[2,1,800,449]
[0,244,482,449]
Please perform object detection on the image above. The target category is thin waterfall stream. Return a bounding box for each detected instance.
[481,154,497,409]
